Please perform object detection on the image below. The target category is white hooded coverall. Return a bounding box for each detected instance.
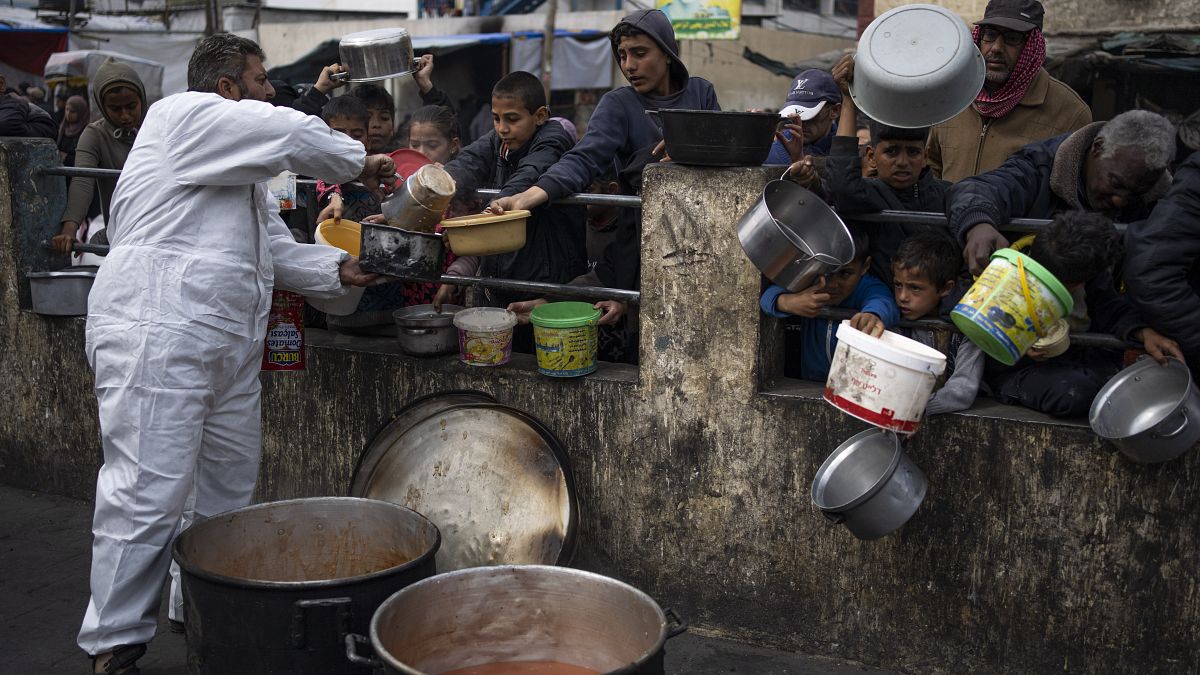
[78,91,367,655]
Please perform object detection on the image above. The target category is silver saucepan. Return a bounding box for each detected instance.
[1090,357,1200,464]
[335,28,421,83]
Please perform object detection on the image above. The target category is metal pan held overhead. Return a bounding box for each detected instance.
[336,28,421,83]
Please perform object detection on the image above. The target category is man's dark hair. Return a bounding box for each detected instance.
[187,33,266,93]
[408,104,459,141]
[609,22,647,51]
[870,122,930,145]
[1028,210,1122,286]
[893,230,961,287]
[321,95,370,126]
[492,71,545,114]
[848,224,870,263]
[350,84,394,114]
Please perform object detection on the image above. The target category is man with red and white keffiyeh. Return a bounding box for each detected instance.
[926,0,1093,183]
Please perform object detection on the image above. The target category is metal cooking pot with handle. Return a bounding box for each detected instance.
[392,304,461,357]
[736,180,856,291]
[336,28,421,83]
[1090,357,1200,464]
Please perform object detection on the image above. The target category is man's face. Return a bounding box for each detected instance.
[237,55,275,102]
[978,25,1027,87]
[784,103,840,145]
[616,34,671,96]
[892,265,950,321]
[870,140,928,190]
[1085,142,1162,216]
[824,257,871,305]
[102,87,143,130]
[328,114,368,148]
[491,94,546,152]
[365,106,394,154]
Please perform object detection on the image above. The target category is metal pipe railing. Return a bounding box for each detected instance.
[436,275,639,304]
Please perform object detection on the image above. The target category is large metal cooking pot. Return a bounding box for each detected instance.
[811,428,927,540]
[351,403,578,572]
[392,304,461,357]
[736,180,856,291]
[850,4,985,128]
[1090,357,1200,464]
[25,265,97,315]
[359,222,446,280]
[650,109,779,166]
[172,497,440,675]
[345,565,687,674]
[337,28,421,83]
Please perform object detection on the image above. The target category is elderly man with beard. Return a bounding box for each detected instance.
[926,0,1092,182]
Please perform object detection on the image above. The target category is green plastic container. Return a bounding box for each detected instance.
[951,249,1074,365]
[530,302,602,377]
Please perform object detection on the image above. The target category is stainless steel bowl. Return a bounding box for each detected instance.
[338,28,420,83]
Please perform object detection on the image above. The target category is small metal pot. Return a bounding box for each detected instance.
[392,304,462,357]
[345,565,687,674]
[649,109,779,166]
[811,428,927,540]
[380,166,456,233]
[736,181,855,291]
[25,265,97,316]
[359,223,446,281]
[1090,357,1200,464]
[337,28,421,83]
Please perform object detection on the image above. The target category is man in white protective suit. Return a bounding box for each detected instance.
[78,33,394,674]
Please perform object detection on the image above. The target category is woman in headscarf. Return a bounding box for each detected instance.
[57,95,89,166]
[51,59,147,254]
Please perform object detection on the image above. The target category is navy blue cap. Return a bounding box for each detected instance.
[780,69,842,119]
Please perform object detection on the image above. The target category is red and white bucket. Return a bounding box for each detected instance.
[824,321,947,434]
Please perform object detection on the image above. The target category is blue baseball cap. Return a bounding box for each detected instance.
[780,69,843,120]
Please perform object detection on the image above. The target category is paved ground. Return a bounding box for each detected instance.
[0,485,893,675]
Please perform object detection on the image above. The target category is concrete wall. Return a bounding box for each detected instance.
[875,0,1200,34]
[2,138,1200,673]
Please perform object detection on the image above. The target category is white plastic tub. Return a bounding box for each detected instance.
[824,321,947,434]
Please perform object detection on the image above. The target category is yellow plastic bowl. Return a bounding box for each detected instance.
[440,210,529,256]
[311,218,364,316]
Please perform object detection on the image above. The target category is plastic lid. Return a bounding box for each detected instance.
[835,321,947,375]
[453,307,517,332]
[530,301,602,328]
[441,210,531,229]
[992,248,1075,315]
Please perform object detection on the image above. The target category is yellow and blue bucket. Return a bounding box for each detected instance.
[531,302,602,377]
[951,249,1074,366]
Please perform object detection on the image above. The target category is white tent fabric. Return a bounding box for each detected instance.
[69,27,257,96]
[509,36,613,91]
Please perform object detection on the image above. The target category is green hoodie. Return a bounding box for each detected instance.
[62,58,147,227]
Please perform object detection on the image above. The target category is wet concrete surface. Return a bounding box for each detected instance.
[0,484,894,675]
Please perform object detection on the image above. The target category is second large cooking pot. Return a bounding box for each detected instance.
[736,180,856,291]
[651,109,779,166]
[345,565,687,674]
[338,28,421,83]
[1090,357,1200,464]
[172,497,440,675]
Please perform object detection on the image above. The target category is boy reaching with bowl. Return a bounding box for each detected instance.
[760,227,901,382]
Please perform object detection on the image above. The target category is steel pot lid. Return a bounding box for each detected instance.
[351,400,577,572]
[392,304,462,329]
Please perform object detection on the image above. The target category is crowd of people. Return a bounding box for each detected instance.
[1,1,1194,670]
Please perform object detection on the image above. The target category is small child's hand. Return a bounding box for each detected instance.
[314,63,348,95]
[831,53,855,95]
[595,300,627,325]
[413,54,435,94]
[786,157,820,189]
[507,298,549,324]
[317,193,343,225]
[432,283,460,313]
[776,278,831,318]
[849,312,885,337]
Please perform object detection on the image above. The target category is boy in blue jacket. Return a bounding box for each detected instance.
[760,228,901,381]
[487,8,720,214]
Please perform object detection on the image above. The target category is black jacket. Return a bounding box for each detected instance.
[291,85,453,117]
[0,95,56,140]
[445,120,586,298]
[945,122,1169,243]
[1125,150,1200,365]
[826,135,954,284]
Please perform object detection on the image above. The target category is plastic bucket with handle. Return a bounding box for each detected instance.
[824,321,947,435]
[951,249,1074,366]
[531,302,602,377]
[311,218,365,316]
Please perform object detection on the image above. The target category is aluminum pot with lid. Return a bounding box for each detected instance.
[392,304,462,357]
[1090,357,1200,464]
[337,28,420,83]
[345,565,687,674]
[736,180,856,291]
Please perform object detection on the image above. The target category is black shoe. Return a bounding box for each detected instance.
[91,643,146,674]
[168,619,185,634]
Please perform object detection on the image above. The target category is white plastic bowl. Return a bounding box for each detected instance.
[851,3,985,129]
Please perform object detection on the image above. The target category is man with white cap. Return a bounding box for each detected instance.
[926,0,1091,182]
[765,68,843,167]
